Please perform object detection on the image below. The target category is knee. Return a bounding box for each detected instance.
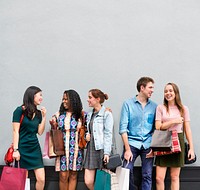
[156,175,164,185]
[59,172,68,183]
[84,176,94,188]
[69,172,78,181]
[171,174,179,183]
[142,170,152,180]
[37,176,45,186]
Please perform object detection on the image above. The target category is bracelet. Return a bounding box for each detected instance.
[14,148,19,152]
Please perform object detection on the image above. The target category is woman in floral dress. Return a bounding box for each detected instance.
[50,89,86,190]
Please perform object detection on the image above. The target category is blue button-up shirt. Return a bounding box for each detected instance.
[119,96,157,149]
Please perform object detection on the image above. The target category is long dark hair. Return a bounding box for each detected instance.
[164,83,185,117]
[59,89,83,121]
[23,86,42,120]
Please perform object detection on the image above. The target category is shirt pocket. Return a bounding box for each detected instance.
[147,114,154,124]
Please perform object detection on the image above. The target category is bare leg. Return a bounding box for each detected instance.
[69,171,78,190]
[84,169,96,190]
[170,167,181,190]
[156,166,167,190]
[59,171,69,190]
[34,168,45,190]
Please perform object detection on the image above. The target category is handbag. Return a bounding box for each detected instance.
[102,111,122,169]
[4,144,14,166]
[185,142,197,164]
[0,162,27,190]
[78,126,87,149]
[4,113,24,165]
[104,154,122,170]
[150,129,172,151]
[115,165,130,190]
[51,129,65,155]
[78,111,87,149]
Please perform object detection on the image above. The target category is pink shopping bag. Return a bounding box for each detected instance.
[0,165,26,190]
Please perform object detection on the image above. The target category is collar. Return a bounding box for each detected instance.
[133,95,150,105]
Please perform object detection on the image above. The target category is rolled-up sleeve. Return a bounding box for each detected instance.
[119,102,130,135]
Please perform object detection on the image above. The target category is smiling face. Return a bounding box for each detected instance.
[62,93,71,111]
[164,84,176,103]
[141,82,154,99]
[87,92,100,108]
[34,91,43,106]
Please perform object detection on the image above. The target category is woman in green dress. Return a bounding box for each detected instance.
[12,86,47,190]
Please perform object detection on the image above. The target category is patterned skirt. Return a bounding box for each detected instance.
[83,134,103,169]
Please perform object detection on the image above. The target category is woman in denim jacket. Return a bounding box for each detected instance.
[84,89,113,190]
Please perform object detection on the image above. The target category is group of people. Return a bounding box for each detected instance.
[119,77,195,190]
[12,87,113,190]
[11,76,195,190]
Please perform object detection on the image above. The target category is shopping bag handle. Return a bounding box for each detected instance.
[13,160,20,168]
[122,159,129,168]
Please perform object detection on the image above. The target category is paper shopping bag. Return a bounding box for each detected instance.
[116,166,130,190]
[102,169,119,190]
[0,165,27,190]
[25,178,30,190]
[94,169,111,190]
[43,131,56,159]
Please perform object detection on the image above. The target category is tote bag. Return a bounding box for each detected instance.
[0,165,26,190]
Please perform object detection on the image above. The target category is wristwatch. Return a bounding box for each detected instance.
[14,148,18,152]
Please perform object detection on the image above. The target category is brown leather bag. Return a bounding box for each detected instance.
[50,129,65,156]
[78,127,87,149]
[78,111,87,149]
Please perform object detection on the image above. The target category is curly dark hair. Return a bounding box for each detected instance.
[22,86,42,120]
[59,89,83,121]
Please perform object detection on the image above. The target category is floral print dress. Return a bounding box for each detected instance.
[55,112,84,171]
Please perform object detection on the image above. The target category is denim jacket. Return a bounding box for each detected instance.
[86,106,113,155]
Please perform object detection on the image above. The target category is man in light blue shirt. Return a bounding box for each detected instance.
[119,77,157,190]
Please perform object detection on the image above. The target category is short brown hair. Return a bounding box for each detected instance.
[136,77,154,92]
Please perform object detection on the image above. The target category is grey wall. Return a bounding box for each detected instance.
[1,0,200,166]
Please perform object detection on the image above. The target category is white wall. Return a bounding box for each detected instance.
[1,0,200,166]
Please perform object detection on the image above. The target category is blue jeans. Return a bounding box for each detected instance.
[122,145,153,190]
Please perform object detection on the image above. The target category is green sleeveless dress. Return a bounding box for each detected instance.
[12,106,44,170]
